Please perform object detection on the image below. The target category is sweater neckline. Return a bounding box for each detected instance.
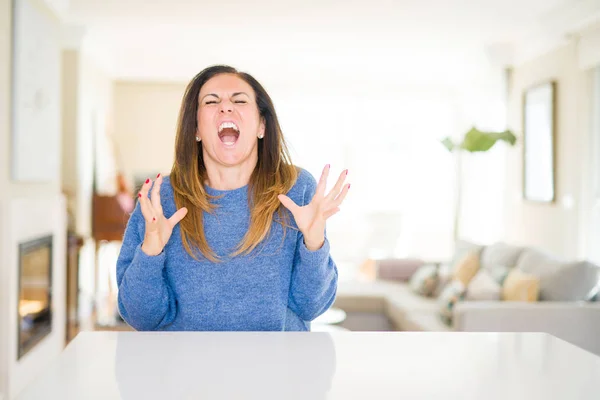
[204,183,249,197]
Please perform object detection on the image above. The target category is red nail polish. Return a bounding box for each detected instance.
[345,169,349,175]
[138,193,142,198]
[145,179,150,184]
[152,217,156,222]
[348,184,351,189]
[156,173,160,178]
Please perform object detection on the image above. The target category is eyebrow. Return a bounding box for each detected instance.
[200,92,250,101]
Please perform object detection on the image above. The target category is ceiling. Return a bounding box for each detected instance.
[51,0,600,87]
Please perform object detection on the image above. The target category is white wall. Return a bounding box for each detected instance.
[505,41,593,258]
[0,0,67,398]
[0,0,9,394]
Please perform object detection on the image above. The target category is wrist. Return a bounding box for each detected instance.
[304,237,325,251]
[141,243,163,256]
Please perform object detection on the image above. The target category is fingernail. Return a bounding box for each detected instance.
[145,179,150,184]
[138,193,142,198]
[152,217,156,222]
[345,169,349,175]
[348,184,351,189]
[156,173,161,178]
[326,164,330,169]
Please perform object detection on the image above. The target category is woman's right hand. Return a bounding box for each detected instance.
[138,174,188,256]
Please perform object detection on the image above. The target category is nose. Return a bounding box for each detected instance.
[219,100,233,114]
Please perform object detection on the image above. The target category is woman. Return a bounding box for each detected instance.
[116,65,349,331]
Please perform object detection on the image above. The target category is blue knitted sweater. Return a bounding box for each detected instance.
[116,168,338,331]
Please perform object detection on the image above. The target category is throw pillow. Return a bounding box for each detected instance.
[479,242,524,275]
[486,264,511,286]
[450,240,483,271]
[466,270,501,301]
[502,269,539,302]
[452,251,480,287]
[433,263,452,298]
[516,249,600,301]
[537,261,600,301]
[409,264,439,297]
[438,279,466,325]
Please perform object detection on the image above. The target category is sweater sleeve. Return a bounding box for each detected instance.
[288,234,338,321]
[116,202,177,331]
[287,170,339,322]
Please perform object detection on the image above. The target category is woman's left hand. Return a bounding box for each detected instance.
[278,165,350,251]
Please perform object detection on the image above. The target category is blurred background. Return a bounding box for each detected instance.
[2,0,600,398]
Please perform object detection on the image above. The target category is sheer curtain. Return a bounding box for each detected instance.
[274,90,457,272]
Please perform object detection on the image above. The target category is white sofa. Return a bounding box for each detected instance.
[333,242,600,356]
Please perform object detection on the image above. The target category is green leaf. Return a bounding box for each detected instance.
[459,127,517,153]
[440,137,455,152]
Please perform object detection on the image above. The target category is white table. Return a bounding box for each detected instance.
[17,332,600,399]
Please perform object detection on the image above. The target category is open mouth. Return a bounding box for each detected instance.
[218,121,240,146]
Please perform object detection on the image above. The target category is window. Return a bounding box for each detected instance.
[275,90,457,268]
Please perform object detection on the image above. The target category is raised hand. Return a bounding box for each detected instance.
[278,165,350,251]
[138,174,188,256]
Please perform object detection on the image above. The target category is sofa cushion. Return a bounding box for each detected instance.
[480,242,524,273]
[452,252,480,286]
[400,313,452,332]
[385,287,440,330]
[433,263,453,297]
[437,280,466,325]
[386,283,440,313]
[359,258,425,281]
[450,240,484,271]
[466,270,501,301]
[334,280,389,313]
[542,261,600,301]
[516,249,599,301]
[486,264,511,286]
[409,264,439,297]
[502,269,539,302]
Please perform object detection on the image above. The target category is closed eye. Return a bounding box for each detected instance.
[234,100,247,104]
[205,100,217,105]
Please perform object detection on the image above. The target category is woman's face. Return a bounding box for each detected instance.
[197,73,265,167]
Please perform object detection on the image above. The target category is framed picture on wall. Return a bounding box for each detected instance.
[523,81,556,203]
[11,0,61,182]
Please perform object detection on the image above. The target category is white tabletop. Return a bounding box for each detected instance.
[17,331,600,400]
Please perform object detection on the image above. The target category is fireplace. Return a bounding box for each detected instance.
[18,235,53,359]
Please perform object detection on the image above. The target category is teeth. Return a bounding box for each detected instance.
[218,121,240,133]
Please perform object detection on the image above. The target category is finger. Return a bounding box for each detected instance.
[138,178,155,221]
[314,164,330,199]
[325,169,348,201]
[323,207,340,220]
[332,183,351,208]
[151,173,164,215]
[168,207,188,227]
[278,195,301,215]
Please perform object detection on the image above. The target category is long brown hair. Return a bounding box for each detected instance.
[170,65,298,261]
